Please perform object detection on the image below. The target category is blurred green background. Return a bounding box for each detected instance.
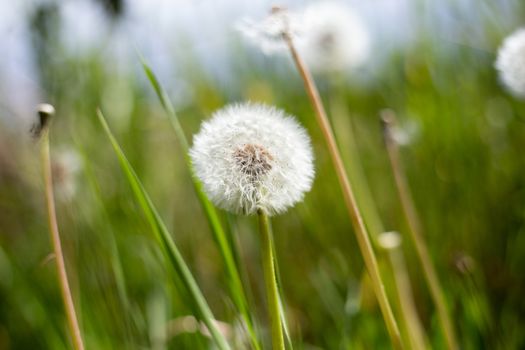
[1,0,525,349]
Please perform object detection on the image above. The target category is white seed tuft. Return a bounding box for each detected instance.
[377,231,402,250]
[299,1,370,74]
[495,28,525,97]
[235,2,370,73]
[189,102,315,216]
[235,7,303,55]
[52,149,82,202]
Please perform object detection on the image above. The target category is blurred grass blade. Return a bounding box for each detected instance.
[140,57,260,350]
[140,58,188,150]
[97,109,231,350]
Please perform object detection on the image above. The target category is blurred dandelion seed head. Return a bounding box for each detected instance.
[235,2,370,74]
[52,149,82,202]
[190,102,314,216]
[299,1,370,73]
[235,6,303,55]
[495,28,525,98]
[378,231,402,250]
[391,119,421,146]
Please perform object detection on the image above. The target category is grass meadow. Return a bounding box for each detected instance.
[0,0,524,349]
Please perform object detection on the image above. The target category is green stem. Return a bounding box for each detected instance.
[39,117,85,350]
[258,210,285,350]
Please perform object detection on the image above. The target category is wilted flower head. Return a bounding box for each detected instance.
[190,103,314,216]
[235,6,303,55]
[299,1,370,73]
[495,28,525,97]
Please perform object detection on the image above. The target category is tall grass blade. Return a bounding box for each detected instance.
[139,57,260,349]
[97,109,231,350]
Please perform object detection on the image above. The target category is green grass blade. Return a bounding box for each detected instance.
[268,221,294,349]
[97,109,231,350]
[140,59,188,150]
[139,57,260,350]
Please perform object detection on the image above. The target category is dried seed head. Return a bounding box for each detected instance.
[190,102,315,216]
[32,103,55,138]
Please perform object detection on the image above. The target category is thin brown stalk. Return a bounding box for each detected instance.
[38,105,85,350]
[282,33,403,349]
[329,94,427,349]
[378,232,428,350]
[381,110,458,350]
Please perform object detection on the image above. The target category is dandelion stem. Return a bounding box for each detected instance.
[283,33,403,349]
[381,110,458,350]
[258,210,285,350]
[39,108,85,350]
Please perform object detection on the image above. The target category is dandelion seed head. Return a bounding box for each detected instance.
[52,149,82,202]
[378,231,402,250]
[37,103,56,116]
[190,102,314,216]
[235,7,303,55]
[390,119,420,146]
[299,1,370,73]
[495,28,525,97]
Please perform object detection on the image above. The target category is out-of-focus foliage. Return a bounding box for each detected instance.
[0,0,524,349]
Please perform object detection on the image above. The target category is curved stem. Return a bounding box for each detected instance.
[258,210,285,350]
[382,110,458,350]
[283,33,403,349]
[40,130,85,350]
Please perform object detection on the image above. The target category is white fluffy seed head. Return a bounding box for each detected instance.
[235,7,302,55]
[235,2,369,73]
[190,103,315,216]
[495,28,525,97]
[52,149,82,202]
[298,1,370,73]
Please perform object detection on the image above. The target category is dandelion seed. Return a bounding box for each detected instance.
[495,28,525,97]
[190,102,314,216]
[299,1,370,73]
